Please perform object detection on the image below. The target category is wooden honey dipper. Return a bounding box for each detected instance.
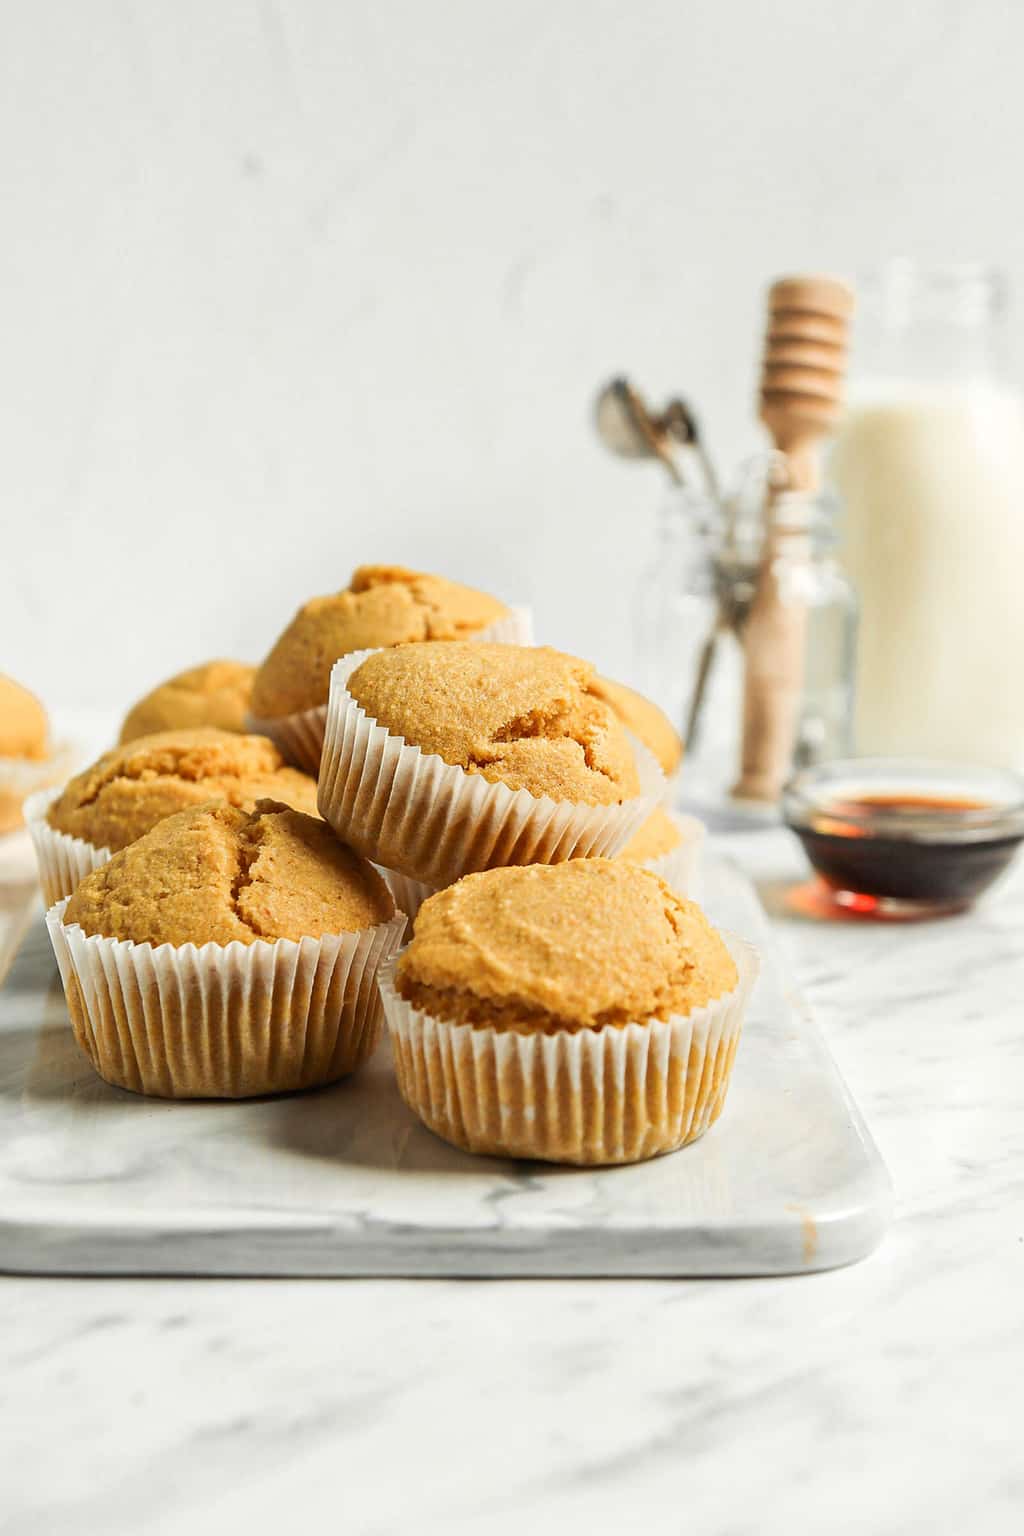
[733,274,854,802]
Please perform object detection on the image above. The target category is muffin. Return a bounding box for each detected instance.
[318,642,663,887]
[1,674,48,761]
[591,675,683,797]
[27,727,319,907]
[0,674,73,836]
[48,800,406,1098]
[380,860,757,1164]
[248,565,531,772]
[615,807,705,895]
[119,659,256,743]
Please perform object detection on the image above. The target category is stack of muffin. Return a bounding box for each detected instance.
[11,562,756,1165]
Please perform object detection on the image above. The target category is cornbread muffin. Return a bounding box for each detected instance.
[0,784,25,836]
[46,728,318,854]
[251,565,511,720]
[119,660,255,744]
[591,675,683,778]
[346,643,641,806]
[1,675,65,836]
[616,807,683,865]
[0,674,48,759]
[396,861,735,1032]
[381,860,754,1164]
[51,800,404,1098]
[66,800,393,947]
[320,643,659,887]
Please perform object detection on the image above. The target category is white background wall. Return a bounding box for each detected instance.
[3,0,1023,712]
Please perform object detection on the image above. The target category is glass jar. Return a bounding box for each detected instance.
[832,262,1024,770]
[633,458,856,812]
[767,485,858,775]
[634,484,726,745]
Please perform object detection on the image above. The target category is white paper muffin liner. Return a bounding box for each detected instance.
[660,766,683,807]
[637,812,706,898]
[0,743,76,838]
[248,605,535,774]
[379,933,758,1165]
[46,897,407,1100]
[375,811,704,927]
[318,650,665,887]
[246,702,328,777]
[24,785,111,908]
[375,865,439,925]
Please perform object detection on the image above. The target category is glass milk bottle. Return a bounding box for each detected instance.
[832,263,1024,770]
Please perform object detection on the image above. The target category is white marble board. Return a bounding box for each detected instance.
[0,855,891,1277]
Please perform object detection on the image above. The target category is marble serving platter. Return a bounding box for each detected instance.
[0,854,891,1277]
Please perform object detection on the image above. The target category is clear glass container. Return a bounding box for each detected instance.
[831,261,1024,770]
[772,486,859,776]
[633,457,857,814]
[634,483,744,782]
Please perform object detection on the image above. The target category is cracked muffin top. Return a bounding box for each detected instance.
[46,728,319,852]
[64,800,394,946]
[396,860,736,1033]
[346,642,642,805]
[119,660,256,744]
[1,674,49,760]
[616,807,684,864]
[590,675,683,777]
[250,564,510,720]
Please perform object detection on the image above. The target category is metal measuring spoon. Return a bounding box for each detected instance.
[594,378,720,498]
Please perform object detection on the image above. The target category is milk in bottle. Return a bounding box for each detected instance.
[832,264,1024,770]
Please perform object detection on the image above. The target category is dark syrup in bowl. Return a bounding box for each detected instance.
[783,762,1024,916]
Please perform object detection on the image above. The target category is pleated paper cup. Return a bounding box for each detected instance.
[376,814,701,924]
[24,786,111,908]
[0,744,76,839]
[375,865,440,926]
[465,605,534,647]
[660,766,683,808]
[318,651,665,887]
[639,812,706,899]
[248,606,535,774]
[46,898,407,1100]
[246,701,328,777]
[380,934,758,1166]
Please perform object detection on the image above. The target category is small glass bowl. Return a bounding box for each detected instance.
[783,757,1024,917]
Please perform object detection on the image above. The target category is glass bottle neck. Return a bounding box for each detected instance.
[767,491,840,556]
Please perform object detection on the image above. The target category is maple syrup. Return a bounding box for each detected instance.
[783,761,1024,916]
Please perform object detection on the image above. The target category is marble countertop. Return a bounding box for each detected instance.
[3,828,1023,1535]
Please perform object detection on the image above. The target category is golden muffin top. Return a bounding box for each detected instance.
[64,799,394,947]
[395,859,736,1033]
[119,660,256,744]
[616,807,684,864]
[347,642,642,806]
[0,674,48,760]
[47,728,319,852]
[250,564,510,719]
[590,675,683,777]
